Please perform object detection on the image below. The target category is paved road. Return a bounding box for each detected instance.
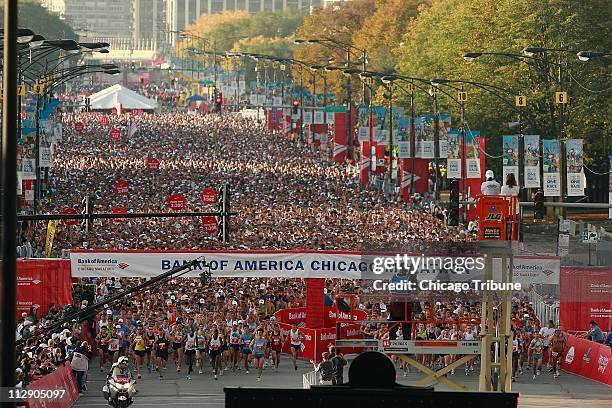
[75,356,611,408]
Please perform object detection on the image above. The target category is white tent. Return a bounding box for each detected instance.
[89,84,158,111]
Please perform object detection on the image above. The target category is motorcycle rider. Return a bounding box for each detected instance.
[111,356,132,380]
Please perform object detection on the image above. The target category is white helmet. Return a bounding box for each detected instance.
[118,356,128,364]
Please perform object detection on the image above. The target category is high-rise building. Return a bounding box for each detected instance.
[165,0,329,43]
[133,0,167,43]
[41,0,133,39]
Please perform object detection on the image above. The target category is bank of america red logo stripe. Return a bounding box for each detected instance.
[118,263,129,269]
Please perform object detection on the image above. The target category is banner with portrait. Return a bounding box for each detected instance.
[566,139,584,196]
[438,113,451,159]
[357,105,369,142]
[418,115,435,159]
[372,106,388,145]
[543,139,561,196]
[465,130,482,179]
[395,117,411,158]
[523,135,541,188]
[446,130,461,179]
[502,135,519,186]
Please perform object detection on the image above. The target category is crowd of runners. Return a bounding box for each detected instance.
[21,111,472,255]
[14,109,571,392]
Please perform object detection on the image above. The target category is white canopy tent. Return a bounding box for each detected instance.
[89,84,158,112]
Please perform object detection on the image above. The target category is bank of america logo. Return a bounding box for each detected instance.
[118,263,129,269]
[542,269,554,276]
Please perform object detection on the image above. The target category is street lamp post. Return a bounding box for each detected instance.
[295,38,368,164]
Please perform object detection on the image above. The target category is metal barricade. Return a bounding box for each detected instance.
[303,371,318,389]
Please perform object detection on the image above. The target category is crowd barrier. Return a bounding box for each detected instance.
[26,361,79,408]
[302,371,318,389]
[562,334,612,386]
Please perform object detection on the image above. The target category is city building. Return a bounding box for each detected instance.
[40,0,133,39]
[165,0,335,43]
[133,0,167,43]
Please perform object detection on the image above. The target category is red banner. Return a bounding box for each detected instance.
[305,278,325,329]
[333,112,347,163]
[147,157,160,171]
[74,122,84,132]
[560,267,612,332]
[62,208,78,226]
[113,207,126,223]
[17,259,72,319]
[168,193,185,211]
[562,334,612,386]
[360,141,370,187]
[375,145,386,176]
[412,158,429,194]
[200,187,217,205]
[202,216,218,234]
[115,180,129,195]
[99,115,109,126]
[26,361,80,408]
[109,128,121,140]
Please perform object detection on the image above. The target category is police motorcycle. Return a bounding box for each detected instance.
[102,356,136,408]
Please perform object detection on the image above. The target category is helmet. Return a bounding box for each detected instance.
[118,356,128,365]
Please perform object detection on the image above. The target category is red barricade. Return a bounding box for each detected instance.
[26,361,80,408]
[562,333,612,386]
[17,259,72,319]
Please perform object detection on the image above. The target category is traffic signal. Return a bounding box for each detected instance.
[130,62,136,71]
[215,91,223,112]
[533,190,545,220]
[292,100,299,115]
[448,179,459,226]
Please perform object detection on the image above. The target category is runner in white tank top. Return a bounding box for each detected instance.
[289,323,303,371]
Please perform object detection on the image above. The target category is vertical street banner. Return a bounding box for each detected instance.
[523,135,541,188]
[313,110,325,124]
[45,220,56,258]
[357,105,369,142]
[542,139,561,196]
[465,130,482,179]
[396,116,410,159]
[446,130,461,179]
[372,106,388,145]
[502,135,519,185]
[419,115,435,159]
[566,139,584,196]
[438,113,451,159]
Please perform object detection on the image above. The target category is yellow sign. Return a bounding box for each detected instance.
[429,86,439,96]
[280,64,286,71]
[45,220,57,258]
[34,82,45,95]
[515,95,527,107]
[17,84,26,96]
[457,91,467,102]
[555,91,568,104]
[408,83,416,92]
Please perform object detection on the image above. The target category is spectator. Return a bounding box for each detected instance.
[328,345,347,385]
[71,341,92,394]
[312,352,334,385]
[583,320,604,343]
[500,173,520,197]
[481,169,501,195]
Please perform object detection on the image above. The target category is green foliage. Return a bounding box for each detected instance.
[396,0,611,164]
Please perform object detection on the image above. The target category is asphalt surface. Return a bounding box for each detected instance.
[74,355,611,408]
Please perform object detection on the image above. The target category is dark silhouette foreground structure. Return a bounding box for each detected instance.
[225,351,519,408]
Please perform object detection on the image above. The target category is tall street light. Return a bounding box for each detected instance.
[1,20,30,400]
[295,38,368,163]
